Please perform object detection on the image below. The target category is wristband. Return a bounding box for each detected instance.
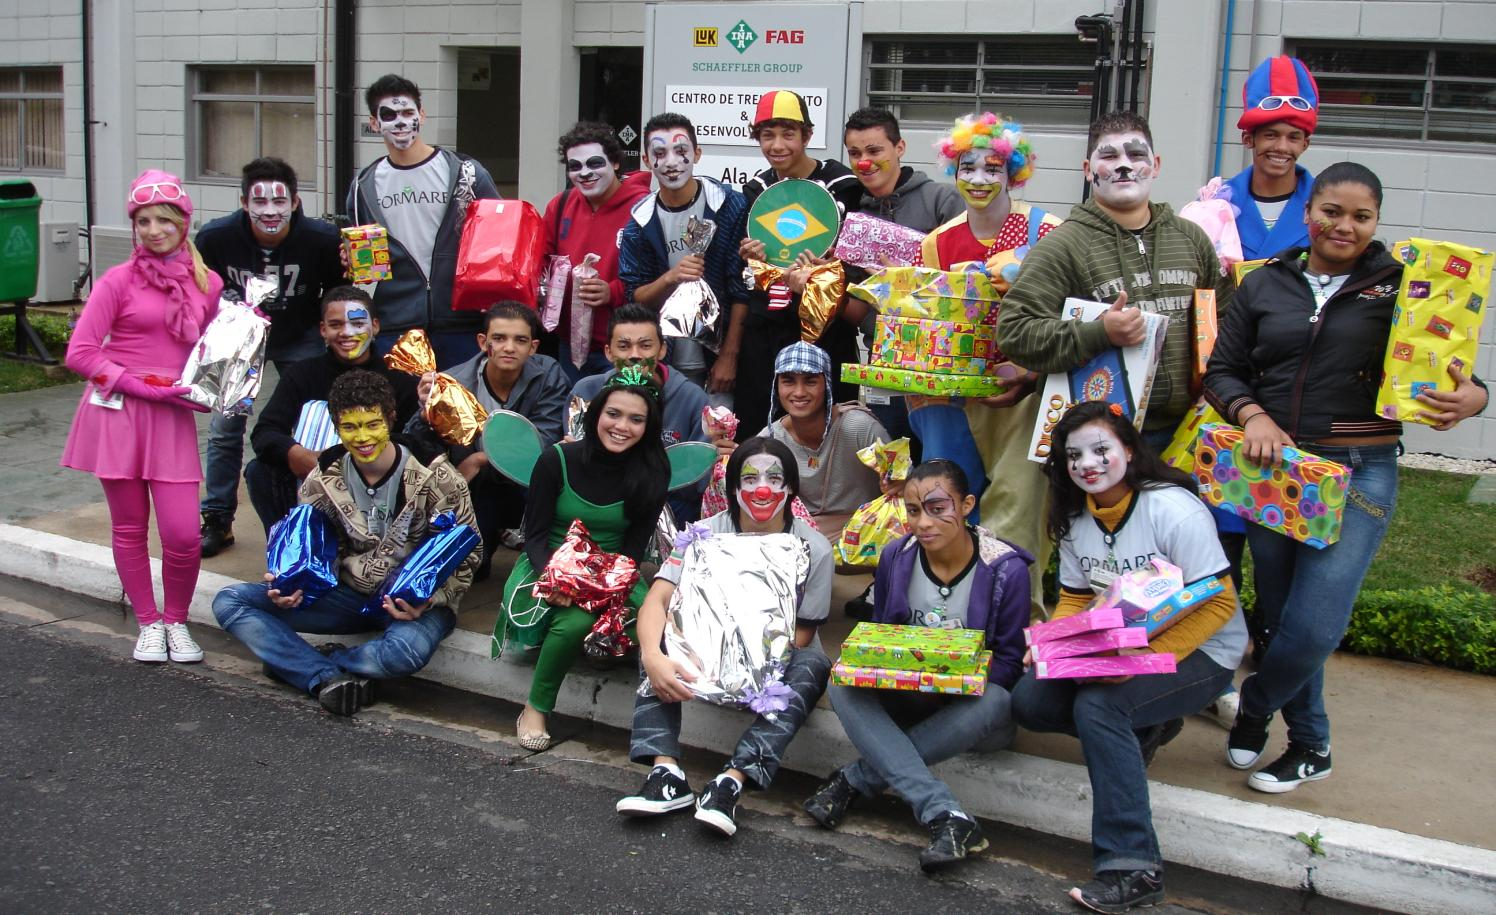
[1243,413,1269,427]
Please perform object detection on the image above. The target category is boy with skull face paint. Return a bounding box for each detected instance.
[618,113,752,403]
[348,74,501,369]
[195,157,346,557]
[542,122,653,380]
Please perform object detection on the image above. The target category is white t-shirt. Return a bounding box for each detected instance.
[656,182,709,269]
[375,151,452,279]
[1058,485,1248,670]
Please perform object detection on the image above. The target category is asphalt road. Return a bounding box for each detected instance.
[0,585,1373,915]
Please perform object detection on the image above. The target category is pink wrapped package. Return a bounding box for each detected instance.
[699,405,739,518]
[1024,607,1125,646]
[1034,652,1178,680]
[1092,558,1184,623]
[832,212,927,271]
[1030,626,1149,662]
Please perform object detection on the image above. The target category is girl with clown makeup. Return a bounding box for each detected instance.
[804,459,1031,874]
[61,171,222,666]
[1011,401,1247,913]
[913,113,1062,619]
[618,437,833,838]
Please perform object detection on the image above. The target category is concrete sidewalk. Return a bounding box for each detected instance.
[4,380,1495,913]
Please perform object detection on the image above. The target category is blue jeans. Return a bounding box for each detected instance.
[1239,443,1398,751]
[629,647,830,790]
[907,400,986,521]
[1011,651,1231,873]
[831,682,1014,824]
[212,581,456,695]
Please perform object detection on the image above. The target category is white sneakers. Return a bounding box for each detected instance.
[133,621,168,662]
[134,621,204,663]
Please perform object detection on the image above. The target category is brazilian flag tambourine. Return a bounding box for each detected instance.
[747,178,842,268]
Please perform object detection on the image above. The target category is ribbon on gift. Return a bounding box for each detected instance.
[673,520,714,551]
[385,329,489,446]
[744,677,795,716]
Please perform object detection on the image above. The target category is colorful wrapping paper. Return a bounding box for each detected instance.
[293,400,339,451]
[451,198,544,310]
[1178,178,1244,273]
[841,363,1010,397]
[848,265,1001,324]
[1233,258,1268,286]
[1134,576,1223,638]
[1192,423,1348,549]
[1029,626,1149,663]
[836,621,985,675]
[1089,558,1184,621]
[363,511,478,616]
[698,405,739,518]
[266,503,340,603]
[384,329,489,446]
[835,438,911,567]
[532,519,639,612]
[341,224,392,284]
[537,254,571,332]
[831,654,991,695]
[1034,652,1177,680]
[1377,238,1492,424]
[833,212,926,270]
[1194,289,1218,388]
[748,258,846,344]
[1024,607,1125,646]
[568,253,600,368]
[1159,399,1226,474]
[871,315,1000,373]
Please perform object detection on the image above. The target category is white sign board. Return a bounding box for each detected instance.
[644,3,861,188]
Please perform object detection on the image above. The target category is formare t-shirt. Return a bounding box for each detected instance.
[374,150,451,277]
[1058,484,1248,670]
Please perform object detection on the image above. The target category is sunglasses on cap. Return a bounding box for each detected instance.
[130,181,185,205]
[566,156,609,172]
[1255,95,1313,112]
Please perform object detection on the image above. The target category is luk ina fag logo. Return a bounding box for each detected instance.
[727,19,757,53]
[693,27,718,47]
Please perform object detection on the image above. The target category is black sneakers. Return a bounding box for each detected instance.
[803,769,860,830]
[1137,717,1184,768]
[694,775,742,837]
[1069,869,1165,914]
[918,812,987,872]
[616,765,696,816]
[315,674,373,716]
[1227,707,1274,769]
[1249,743,1332,794]
[199,512,235,558]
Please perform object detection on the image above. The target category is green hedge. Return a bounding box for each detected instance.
[1341,586,1496,675]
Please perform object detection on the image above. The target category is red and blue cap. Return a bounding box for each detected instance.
[1238,56,1319,135]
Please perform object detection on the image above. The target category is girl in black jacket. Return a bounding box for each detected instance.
[1203,162,1488,794]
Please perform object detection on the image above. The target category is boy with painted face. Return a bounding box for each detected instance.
[1227,56,1320,261]
[619,113,751,402]
[245,287,421,534]
[196,157,345,557]
[405,302,569,577]
[348,73,500,369]
[736,91,866,437]
[805,460,1031,873]
[542,122,653,380]
[618,437,833,838]
[996,111,1233,443]
[215,370,480,717]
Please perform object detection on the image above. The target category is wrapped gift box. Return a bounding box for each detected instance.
[1091,558,1184,622]
[1133,576,1224,638]
[1233,258,1268,286]
[1159,399,1226,474]
[833,212,926,270]
[1029,626,1148,662]
[1377,238,1492,424]
[835,441,911,568]
[1025,606,1126,646]
[1193,423,1348,549]
[341,224,392,284]
[849,265,1001,325]
[837,621,985,675]
[1027,298,1169,463]
[1035,652,1177,680]
[842,362,1010,397]
[871,315,1000,372]
[832,652,991,695]
[1194,289,1218,388]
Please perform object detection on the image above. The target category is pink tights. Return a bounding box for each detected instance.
[100,478,201,626]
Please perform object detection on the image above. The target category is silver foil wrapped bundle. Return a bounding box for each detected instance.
[647,502,680,566]
[566,394,589,441]
[180,274,274,416]
[650,531,810,708]
[659,216,723,351]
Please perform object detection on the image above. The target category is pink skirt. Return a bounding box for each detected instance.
[59,383,204,482]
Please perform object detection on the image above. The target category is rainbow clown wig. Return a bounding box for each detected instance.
[935,113,1035,189]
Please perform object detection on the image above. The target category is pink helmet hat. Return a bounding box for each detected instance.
[126,169,194,221]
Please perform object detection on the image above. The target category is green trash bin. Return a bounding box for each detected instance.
[0,179,41,302]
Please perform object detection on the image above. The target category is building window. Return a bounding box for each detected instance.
[866,37,1098,129]
[1290,42,1496,147]
[0,67,65,172]
[190,66,316,185]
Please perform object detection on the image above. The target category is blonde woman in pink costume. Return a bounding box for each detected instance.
[61,170,222,663]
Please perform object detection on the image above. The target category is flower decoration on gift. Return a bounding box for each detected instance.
[673,520,714,551]
[935,112,1035,189]
[743,674,795,720]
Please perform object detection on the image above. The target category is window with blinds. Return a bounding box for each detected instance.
[190,66,316,185]
[865,37,1099,129]
[0,68,65,173]
[1289,42,1496,147]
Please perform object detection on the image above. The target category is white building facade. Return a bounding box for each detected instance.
[3,0,1493,455]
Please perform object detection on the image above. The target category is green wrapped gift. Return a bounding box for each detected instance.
[837,621,986,675]
[841,363,1009,397]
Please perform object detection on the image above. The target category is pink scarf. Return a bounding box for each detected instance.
[129,244,206,344]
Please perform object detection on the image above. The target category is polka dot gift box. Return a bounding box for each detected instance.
[1191,423,1349,550]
